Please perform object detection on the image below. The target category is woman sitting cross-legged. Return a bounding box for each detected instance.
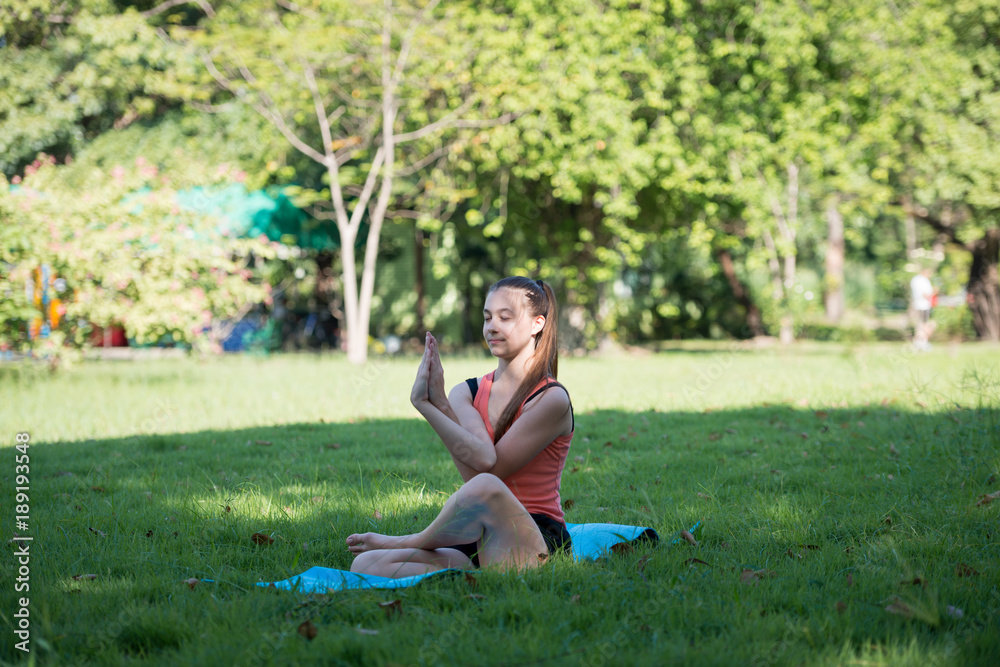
[346,277,575,578]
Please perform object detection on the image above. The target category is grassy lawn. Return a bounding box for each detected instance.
[2,342,999,665]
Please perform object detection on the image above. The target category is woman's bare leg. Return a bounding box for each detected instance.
[347,474,548,575]
[349,547,472,578]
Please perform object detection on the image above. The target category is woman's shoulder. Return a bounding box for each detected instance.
[525,376,571,405]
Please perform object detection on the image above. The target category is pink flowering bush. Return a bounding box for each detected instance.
[0,155,275,358]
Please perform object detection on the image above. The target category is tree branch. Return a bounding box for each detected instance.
[274,0,319,19]
[142,0,215,19]
[391,0,443,88]
[347,147,386,232]
[395,141,456,176]
[903,201,972,250]
[395,103,520,144]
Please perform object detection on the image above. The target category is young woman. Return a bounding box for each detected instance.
[346,277,575,578]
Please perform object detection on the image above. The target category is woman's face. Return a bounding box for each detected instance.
[483,288,544,359]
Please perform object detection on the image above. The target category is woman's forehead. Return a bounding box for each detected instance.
[484,288,521,312]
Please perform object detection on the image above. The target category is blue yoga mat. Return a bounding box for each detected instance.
[258,522,664,593]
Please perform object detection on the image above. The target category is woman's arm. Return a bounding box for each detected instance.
[439,383,485,481]
[412,334,493,478]
[418,382,572,480]
[413,333,572,480]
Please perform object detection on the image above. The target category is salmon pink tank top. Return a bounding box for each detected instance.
[473,371,573,524]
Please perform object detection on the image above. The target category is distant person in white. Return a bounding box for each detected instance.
[910,267,936,350]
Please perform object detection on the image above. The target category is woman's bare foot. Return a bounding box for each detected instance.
[345,532,403,554]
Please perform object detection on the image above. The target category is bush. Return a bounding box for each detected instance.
[0,155,276,359]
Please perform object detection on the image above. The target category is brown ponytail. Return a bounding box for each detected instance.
[489,277,560,443]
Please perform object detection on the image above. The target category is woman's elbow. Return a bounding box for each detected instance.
[469,445,497,474]
[452,439,495,473]
[475,452,498,474]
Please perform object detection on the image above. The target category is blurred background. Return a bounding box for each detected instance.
[2,0,998,365]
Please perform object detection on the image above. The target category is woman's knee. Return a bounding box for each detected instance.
[461,473,507,501]
[350,550,384,574]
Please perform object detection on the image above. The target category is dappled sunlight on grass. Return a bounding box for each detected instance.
[3,348,999,664]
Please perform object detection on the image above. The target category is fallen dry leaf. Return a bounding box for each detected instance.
[836,601,847,614]
[901,577,927,588]
[372,510,383,520]
[884,597,913,618]
[569,594,581,605]
[680,530,698,546]
[611,542,633,556]
[184,577,199,590]
[72,574,97,581]
[464,573,478,590]
[814,411,828,419]
[563,498,575,510]
[847,573,854,588]
[378,599,402,618]
[251,532,274,545]
[325,443,341,449]
[889,443,901,456]
[955,563,980,578]
[91,486,106,493]
[975,490,1000,507]
[297,620,318,640]
[225,505,231,513]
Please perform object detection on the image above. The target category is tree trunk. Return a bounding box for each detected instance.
[716,247,765,337]
[338,226,362,360]
[414,226,425,334]
[824,195,845,323]
[967,228,1000,341]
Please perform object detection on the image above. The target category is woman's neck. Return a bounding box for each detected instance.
[494,347,535,386]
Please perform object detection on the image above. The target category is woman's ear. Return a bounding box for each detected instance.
[531,315,546,337]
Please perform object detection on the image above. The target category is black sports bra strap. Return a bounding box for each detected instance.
[465,377,479,400]
[524,381,575,432]
[525,381,561,404]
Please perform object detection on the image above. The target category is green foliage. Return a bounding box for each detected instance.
[0,1,191,174]
[0,156,275,356]
[3,0,999,347]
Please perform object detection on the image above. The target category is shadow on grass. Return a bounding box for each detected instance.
[11,403,1000,665]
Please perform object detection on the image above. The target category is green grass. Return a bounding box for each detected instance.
[1,342,999,666]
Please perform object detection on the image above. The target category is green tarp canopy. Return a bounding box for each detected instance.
[174,184,363,250]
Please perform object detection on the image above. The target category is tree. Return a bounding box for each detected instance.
[0,0,203,176]
[849,0,1000,340]
[167,0,516,363]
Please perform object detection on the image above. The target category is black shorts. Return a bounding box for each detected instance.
[444,513,572,568]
